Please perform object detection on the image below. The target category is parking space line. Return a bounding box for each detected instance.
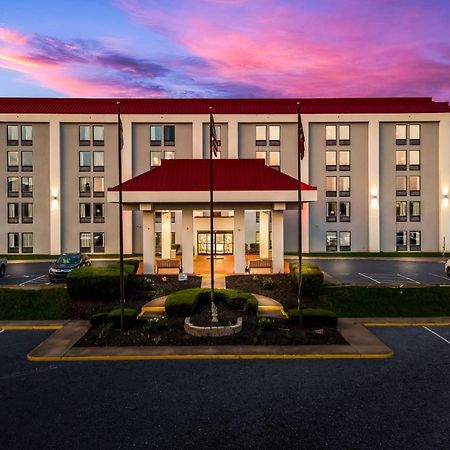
[429,273,450,281]
[397,273,421,284]
[423,326,450,345]
[358,273,381,284]
[19,274,49,286]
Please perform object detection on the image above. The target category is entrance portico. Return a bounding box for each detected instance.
[108,159,317,275]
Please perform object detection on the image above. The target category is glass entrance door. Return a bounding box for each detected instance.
[197,231,233,255]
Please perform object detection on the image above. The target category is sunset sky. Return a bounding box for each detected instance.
[1,0,450,99]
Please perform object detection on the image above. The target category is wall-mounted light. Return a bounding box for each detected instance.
[370,192,378,207]
[443,194,449,207]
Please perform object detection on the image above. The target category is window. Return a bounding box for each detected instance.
[326,176,337,197]
[256,125,267,145]
[409,150,420,170]
[339,176,350,196]
[21,177,33,197]
[255,231,260,243]
[94,203,104,223]
[256,151,266,162]
[7,125,19,145]
[396,175,407,196]
[93,232,105,253]
[93,125,104,145]
[326,151,337,171]
[79,177,91,197]
[410,201,421,222]
[21,151,33,171]
[164,125,175,146]
[396,230,407,251]
[396,124,407,145]
[79,151,91,171]
[409,124,420,145]
[93,177,104,197]
[79,203,91,223]
[339,231,351,251]
[7,152,19,171]
[339,151,350,171]
[340,202,351,222]
[8,203,19,224]
[150,125,162,146]
[21,203,33,224]
[7,176,19,197]
[21,125,32,145]
[326,202,337,222]
[396,150,407,170]
[269,125,280,145]
[93,151,104,171]
[409,231,421,250]
[155,211,175,223]
[326,231,337,252]
[269,151,280,170]
[325,125,337,145]
[22,232,33,253]
[8,232,19,253]
[79,125,90,145]
[164,151,175,160]
[396,201,407,222]
[150,151,162,168]
[338,125,350,145]
[409,175,420,196]
[80,232,91,252]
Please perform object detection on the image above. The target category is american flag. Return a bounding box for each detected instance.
[298,113,305,160]
[210,113,219,157]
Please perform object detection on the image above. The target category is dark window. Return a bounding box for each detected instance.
[396,231,407,251]
[339,202,351,222]
[8,203,19,224]
[396,201,407,222]
[409,231,421,251]
[8,232,19,253]
[163,125,175,146]
[79,203,91,223]
[21,177,33,197]
[7,176,19,197]
[94,203,104,223]
[326,202,337,222]
[94,232,105,253]
[21,203,33,224]
[79,177,91,197]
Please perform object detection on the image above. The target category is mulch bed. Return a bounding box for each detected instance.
[68,275,202,319]
[75,301,348,347]
[226,274,318,310]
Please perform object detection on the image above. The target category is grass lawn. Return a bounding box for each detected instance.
[319,286,450,317]
[0,288,70,320]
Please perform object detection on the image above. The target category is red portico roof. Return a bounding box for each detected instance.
[109,159,317,192]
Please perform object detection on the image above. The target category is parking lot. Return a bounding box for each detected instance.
[306,258,450,286]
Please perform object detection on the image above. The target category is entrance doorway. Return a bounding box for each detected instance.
[197,231,233,255]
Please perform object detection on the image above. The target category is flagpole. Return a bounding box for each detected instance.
[117,101,125,331]
[297,101,304,328]
[209,108,218,322]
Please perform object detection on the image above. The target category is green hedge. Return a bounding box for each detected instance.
[289,262,324,294]
[67,263,136,300]
[107,308,138,329]
[287,308,338,328]
[108,259,140,274]
[165,288,258,317]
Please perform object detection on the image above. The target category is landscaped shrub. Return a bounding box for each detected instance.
[260,277,274,289]
[165,288,258,317]
[90,312,108,327]
[107,260,140,274]
[67,263,135,300]
[257,317,275,331]
[142,317,169,333]
[107,307,138,329]
[130,274,155,291]
[289,262,324,294]
[287,308,338,328]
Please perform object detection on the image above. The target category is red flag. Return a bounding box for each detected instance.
[210,113,219,157]
[298,113,305,160]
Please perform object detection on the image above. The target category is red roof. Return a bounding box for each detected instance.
[0,97,449,114]
[109,159,317,192]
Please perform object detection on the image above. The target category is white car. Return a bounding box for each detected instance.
[445,259,450,277]
[0,256,7,277]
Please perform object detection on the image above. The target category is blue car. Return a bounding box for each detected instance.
[48,253,91,282]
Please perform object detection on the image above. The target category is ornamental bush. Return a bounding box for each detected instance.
[287,308,338,328]
[289,262,324,294]
[107,308,138,329]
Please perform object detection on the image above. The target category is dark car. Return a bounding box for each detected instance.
[48,253,91,282]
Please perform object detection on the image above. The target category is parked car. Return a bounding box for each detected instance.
[445,259,450,277]
[48,253,91,282]
[0,256,7,277]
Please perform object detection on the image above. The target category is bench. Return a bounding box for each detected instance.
[156,259,182,274]
[246,259,272,274]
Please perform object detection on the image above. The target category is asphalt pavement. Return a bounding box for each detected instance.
[0,327,449,449]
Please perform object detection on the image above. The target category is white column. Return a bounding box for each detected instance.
[192,118,203,159]
[49,119,61,255]
[121,117,133,254]
[302,203,310,253]
[161,211,172,259]
[227,119,239,158]
[368,120,380,252]
[234,208,246,273]
[272,210,284,273]
[259,211,270,258]
[439,118,450,251]
[142,211,155,273]
[181,208,194,273]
